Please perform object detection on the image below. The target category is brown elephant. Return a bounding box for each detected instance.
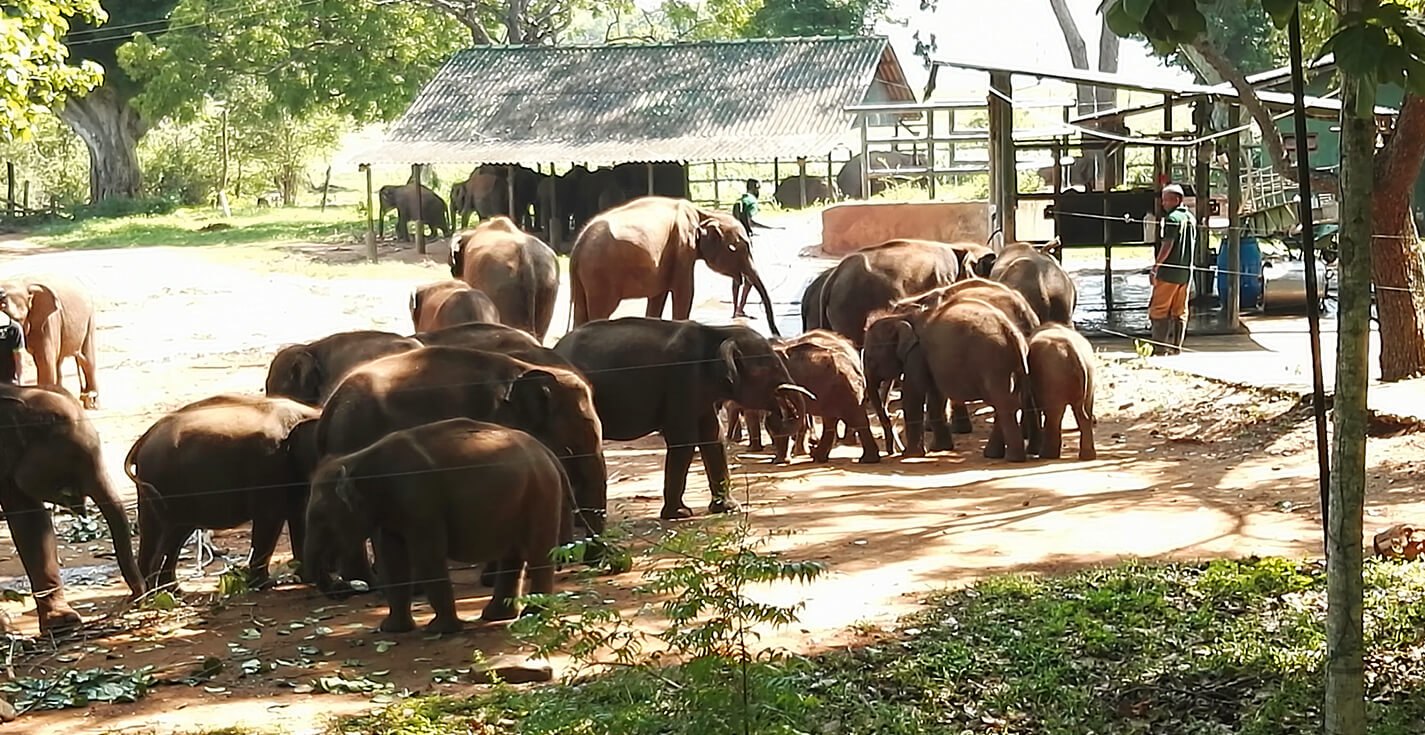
[0,384,144,632]
[905,297,1031,461]
[450,166,544,231]
[773,175,837,208]
[410,281,501,333]
[554,317,810,520]
[989,241,1078,325]
[800,268,833,332]
[265,330,422,406]
[307,418,570,632]
[815,239,961,346]
[413,322,579,372]
[1027,323,1097,460]
[767,330,878,464]
[127,394,320,590]
[378,183,451,242]
[0,275,100,409]
[450,217,560,340]
[568,196,780,336]
[948,242,998,278]
[316,347,606,536]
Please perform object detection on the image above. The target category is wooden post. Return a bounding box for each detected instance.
[826,152,835,201]
[926,107,937,200]
[362,164,376,262]
[1193,97,1212,304]
[1223,105,1242,331]
[712,161,721,205]
[774,158,780,190]
[21,180,29,214]
[988,71,1016,243]
[413,162,426,255]
[506,164,516,222]
[859,113,870,199]
[797,157,808,207]
[646,162,654,195]
[6,162,14,220]
[320,165,332,212]
[217,107,231,218]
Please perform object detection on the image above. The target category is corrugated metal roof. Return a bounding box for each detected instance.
[356,37,910,166]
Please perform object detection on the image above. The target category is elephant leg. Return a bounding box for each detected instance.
[696,412,739,514]
[659,437,697,520]
[770,422,791,465]
[852,414,881,464]
[872,383,901,455]
[1072,404,1097,461]
[482,553,522,623]
[986,397,1027,462]
[901,382,927,457]
[524,549,555,599]
[670,267,695,321]
[374,530,416,633]
[396,215,411,243]
[811,415,834,463]
[479,562,498,588]
[645,290,670,320]
[1040,403,1066,460]
[950,402,973,434]
[76,324,99,409]
[157,525,195,592]
[730,275,745,318]
[414,550,462,633]
[247,511,285,589]
[2,489,79,632]
[725,405,743,443]
[285,493,308,580]
[748,410,765,452]
[927,392,954,452]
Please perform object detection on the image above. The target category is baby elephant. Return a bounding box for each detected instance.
[305,418,572,634]
[410,281,501,333]
[1027,323,1096,460]
[127,394,321,590]
[770,330,879,464]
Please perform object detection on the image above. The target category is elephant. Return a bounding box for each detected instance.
[800,268,833,331]
[0,275,100,409]
[554,317,811,520]
[451,166,545,231]
[0,384,143,632]
[1027,323,1097,461]
[816,239,961,346]
[837,150,926,199]
[569,196,780,336]
[306,418,570,632]
[773,175,837,208]
[265,330,422,406]
[766,330,878,464]
[412,322,579,372]
[949,242,998,278]
[410,281,501,333]
[316,346,606,536]
[450,217,560,340]
[989,241,1078,325]
[611,162,688,201]
[904,297,1031,462]
[378,183,451,242]
[126,394,320,590]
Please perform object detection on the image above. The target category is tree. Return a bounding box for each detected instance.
[395,0,625,45]
[0,0,107,142]
[1047,1,1121,188]
[615,0,886,43]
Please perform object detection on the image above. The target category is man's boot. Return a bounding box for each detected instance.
[1149,318,1170,356]
[1170,317,1188,355]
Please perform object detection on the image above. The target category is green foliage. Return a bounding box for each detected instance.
[71,194,178,219]
[26,205,358,249]
[635,0,888,42]
[338,558,1425,735]
[0,0,107,140]
[0,113,89,207]
[1165,0,1289,76]
[0,666,155,712]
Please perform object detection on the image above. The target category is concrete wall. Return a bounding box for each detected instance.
[821,200,991,256]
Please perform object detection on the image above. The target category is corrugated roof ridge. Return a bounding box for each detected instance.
[452,35,886,52]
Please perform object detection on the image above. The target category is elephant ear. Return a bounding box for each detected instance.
[26,282,60,323]
[892,319,919,364]
[506,370,557,433]
[332,464,360,511]
[716,338,741,391]
[284,418,324,480]
[282,349,323,403]
[975,252,998,277]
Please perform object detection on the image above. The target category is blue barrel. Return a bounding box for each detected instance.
[1217,235,1263,309]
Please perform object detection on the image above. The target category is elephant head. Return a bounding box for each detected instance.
[707,326,813,427]
[0,279,57,331]
[303,460,377,598]
[500,367,608,535]
[266,345,323,405]
[694,213,781,336]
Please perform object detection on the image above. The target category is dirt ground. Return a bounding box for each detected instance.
[1,231,1423,735]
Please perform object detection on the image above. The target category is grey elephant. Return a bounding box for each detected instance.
[555,317,811,520]
[800,268,833,331]
[265,330,422,405]
[837,150,925,199]
[1027,323,1097,460]
[410,281,501,333]
[0,275,100,409]
[378,183,451,242]
[306,418,570,632]
[0,384,144,632]
[774,176,838,208]
[127,394,320,590]
[569,197,780,335]
[450,217,560,340]
[989,241,1078,325]
[815,239,961,346]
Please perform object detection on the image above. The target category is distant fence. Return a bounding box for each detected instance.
[2,161,64,224]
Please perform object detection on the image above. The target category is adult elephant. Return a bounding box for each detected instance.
[0,385,143,632]
[774,176,837,208]
[949,242,998,278]
[410,281,501,333]
[450,217,560,340]
[611,162,688,199]
[816,239,961,346]
[413,322,578,372]
[378,183,451,242]
[317,347,606,536]
[450,167,506,229]
[0,275,100,409]
[265,331,422,406]
[569,197,779,335]
[554,317,810,520]
[837,151,925,199]
[800,268,833,331]
[989,241,1078,325]
[127,395,320,590]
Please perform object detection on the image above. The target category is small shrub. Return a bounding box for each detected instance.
[71,195,179,220]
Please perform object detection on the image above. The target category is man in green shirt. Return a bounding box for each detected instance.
[729,179,774,319]
[1150,183,1195,355]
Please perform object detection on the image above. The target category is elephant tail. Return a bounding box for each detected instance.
[567,255,585,332]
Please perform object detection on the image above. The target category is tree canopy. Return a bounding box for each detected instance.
[0,0,108,140]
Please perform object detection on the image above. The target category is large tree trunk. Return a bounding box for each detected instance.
[1048,0,1119,189]
[1370,94,1425,381]
[58,84,145,203]
[1329,7,1372,732]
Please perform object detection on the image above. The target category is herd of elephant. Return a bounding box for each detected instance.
[0,192,1095,638]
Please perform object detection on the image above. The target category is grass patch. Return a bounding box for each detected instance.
[333,558,1425,735]
[24,205,369,250]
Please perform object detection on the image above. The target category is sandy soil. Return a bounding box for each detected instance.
[0,231,1422,735]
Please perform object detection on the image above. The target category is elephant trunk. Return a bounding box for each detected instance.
[566,449,608,537]
[92,474,145,598]
[743,266,780,337]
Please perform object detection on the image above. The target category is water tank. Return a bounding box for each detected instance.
[1216,235,1263,309]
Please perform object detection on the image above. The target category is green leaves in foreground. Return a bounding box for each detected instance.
[0,666,154,713]
[341,558,1425,735]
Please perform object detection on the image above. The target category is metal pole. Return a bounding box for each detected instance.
[646,162,654,195]
[927,106,937,200]
[712,161,721,205]
[413,162,426,255]
[363,164,376,262]
[859,113,870,199]
[1289,10,1331,534]
[1194,97,1212,304]
[1224,105,1242,332]
[826,152,834,201]
[506,164,516,221]
[797,157,808,207]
